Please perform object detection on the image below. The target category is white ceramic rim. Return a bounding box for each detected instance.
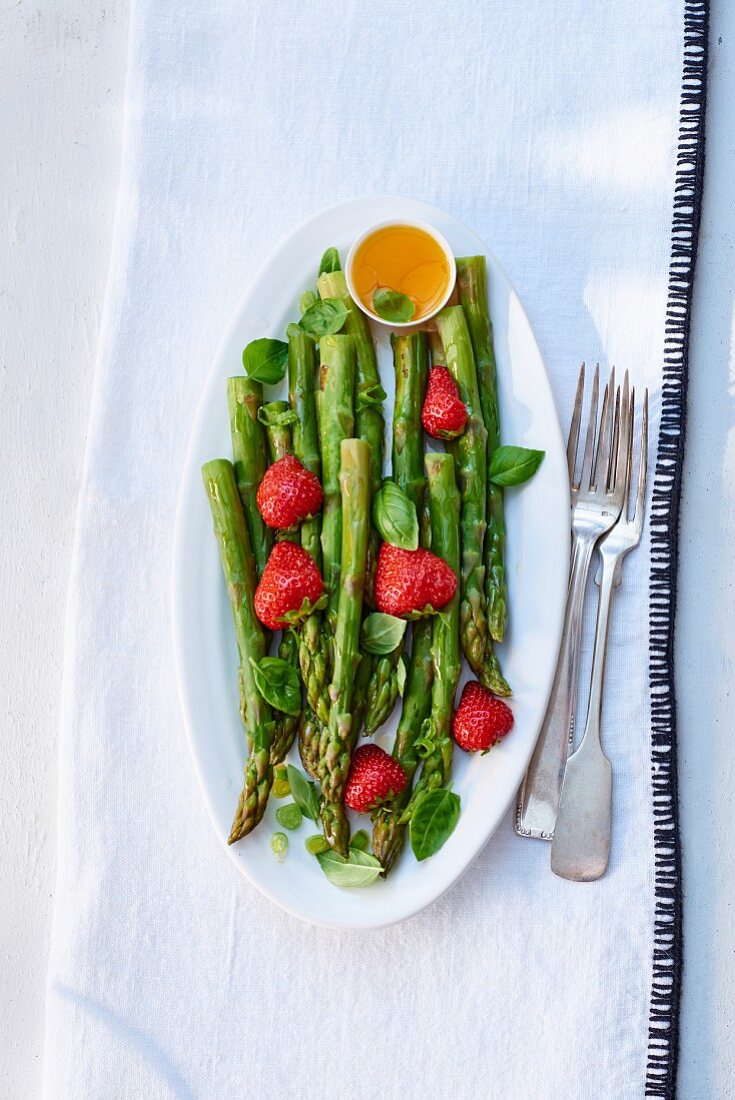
[344,217,457,328]
[172,195,569,930]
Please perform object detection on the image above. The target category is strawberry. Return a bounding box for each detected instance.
[374,542,456,618]
[452,681,514,753]
[254,541,324,630]
[421,367,467,439]
[344,744,407,813]
[257,455,323,529]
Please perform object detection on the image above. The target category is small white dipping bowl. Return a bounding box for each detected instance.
[345,218,457,329]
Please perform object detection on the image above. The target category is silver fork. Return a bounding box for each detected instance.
[516,366,628,840]
[550,388,648,880]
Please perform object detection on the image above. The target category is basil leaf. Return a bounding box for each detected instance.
[349,829,370,852]
[242,338,289,385]
[373,479,419,551]
[250,657,301,716]
[299,289,317,315]
[275,802,303,831]
[396,654,407,697]
[361,612,407,656]
[316,848,383,888]
[305,833,330,855]
[409,788,461,861]
[286,765,321,824]
[318,247,341,275]
[299,297,348,338]
[488,446,545,487]
[271,832,288,862]
[372,287,415,324]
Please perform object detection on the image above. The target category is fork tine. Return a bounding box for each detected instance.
[633,389,649,527]
[591,378,610,489]
[605,367,616,489]
[567,363,585,484]
[609,386,621,491]
[592,367,615,490]
[614,371,631,499]
[579,363,599,491]
[623,387,635,518]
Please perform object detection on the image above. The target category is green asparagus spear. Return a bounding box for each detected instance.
[298,705,322,779]
[286,324,331,732]
[440,292,508,695]
[372,333,433,868]
[481,644,511,698]
[299,612,332,729]
[317,271,389,732]
[401,451,461,820]
[201,459,274,841]
[456,256,507,644]
[287,324,322,565]
[318,334,356,633]
[364,332,429,734]
[316,270,385,604]
[364,651,400,736]
[371,615,433,872]
[310,650,371,774]
[261,399,300,544]
[262,399,294,463]
[227,378,271,576]
[260,401,302,761]
[298,334,355,732]
[392,331,429,505]
[435,306,489,680]
[319,439,371,854]
[428,325,446,367]
[350,651,374,742]
[270,634,300,764]
[299,629,369,783]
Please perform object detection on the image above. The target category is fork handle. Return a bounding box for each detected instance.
[515,530,596,839]
[582,548,617,748]
[549,548,618,879]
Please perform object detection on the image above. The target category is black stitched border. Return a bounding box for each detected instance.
[645,2,709,1096]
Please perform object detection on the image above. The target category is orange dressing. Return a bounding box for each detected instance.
[352,224,451,321]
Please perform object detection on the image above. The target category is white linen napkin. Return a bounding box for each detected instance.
[44,1,705,1096]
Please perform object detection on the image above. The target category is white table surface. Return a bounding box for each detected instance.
[0,2,732,1097]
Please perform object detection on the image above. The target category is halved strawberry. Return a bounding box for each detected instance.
[257,455,323,529]
[374,543,456,619]
[452,681,514,752]
[344,744,407,813]
[421,367,467,439]
[254,541,324,630]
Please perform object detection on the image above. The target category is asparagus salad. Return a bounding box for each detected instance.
[202,240,544,888]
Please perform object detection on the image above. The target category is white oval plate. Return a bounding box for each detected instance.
[172,197,569,930]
